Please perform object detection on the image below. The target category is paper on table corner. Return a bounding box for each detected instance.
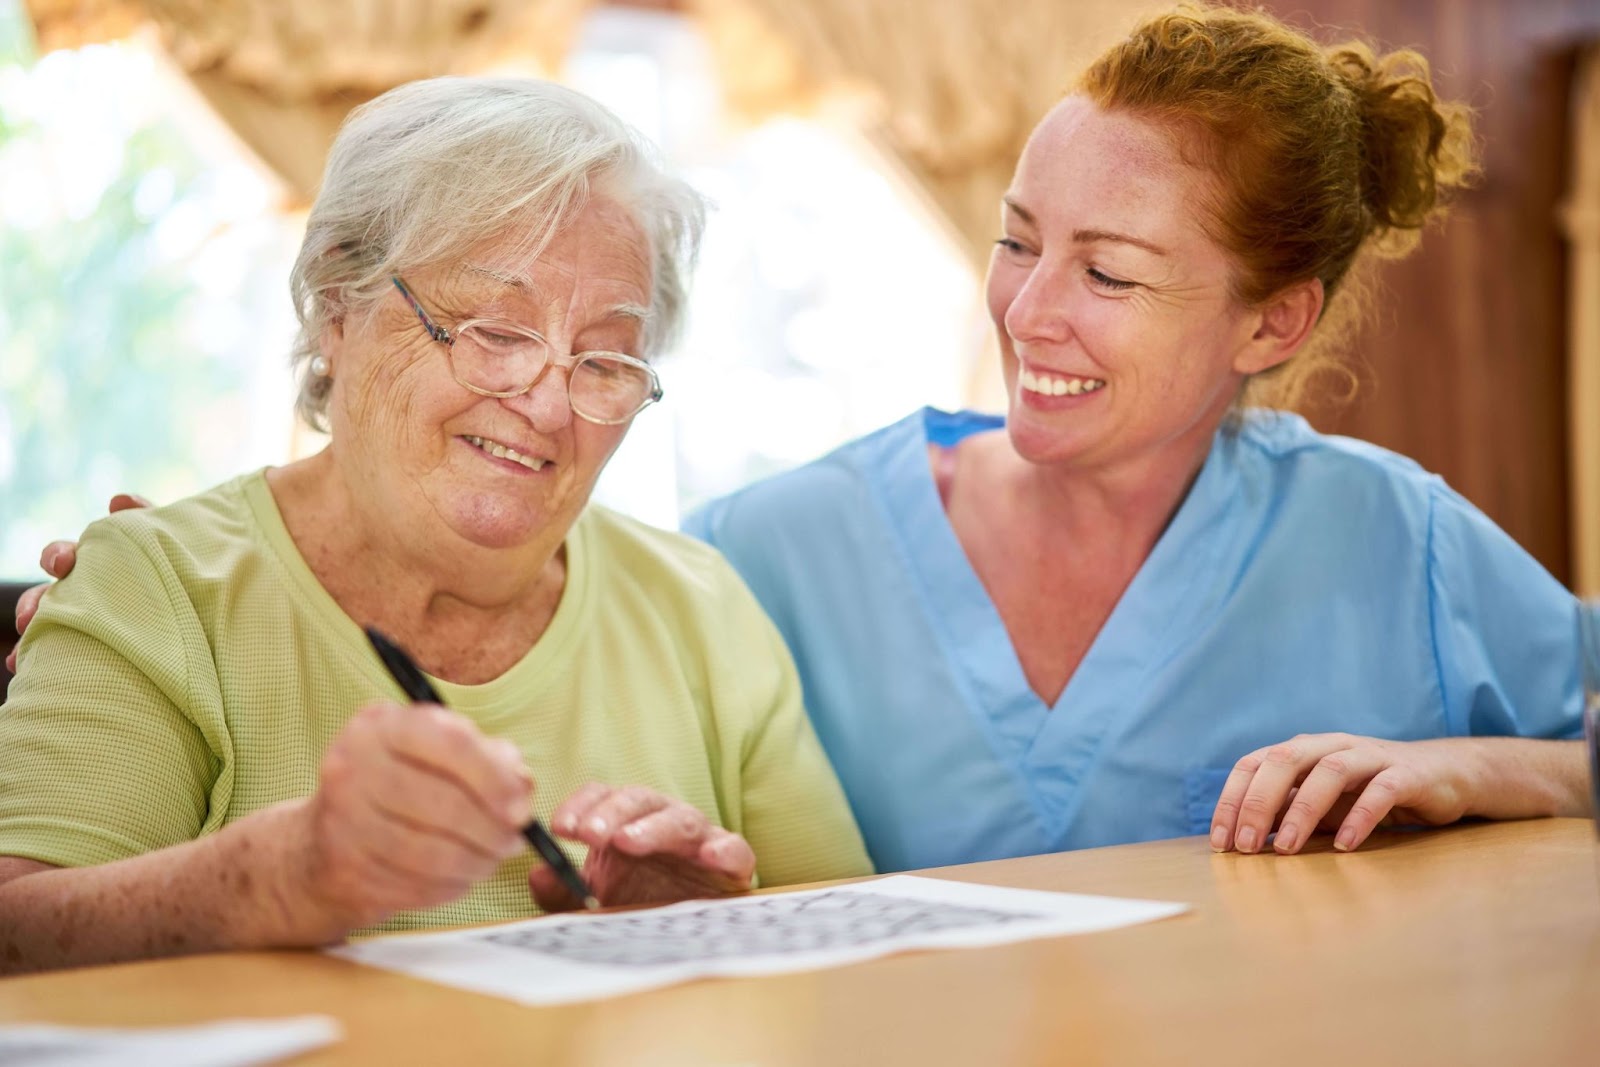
[0,1014,342,1067]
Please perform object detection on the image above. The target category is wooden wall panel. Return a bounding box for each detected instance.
[1266,0,1600,585]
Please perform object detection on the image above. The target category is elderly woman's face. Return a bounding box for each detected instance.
[323,198,652,551]
[987,96,1260,472]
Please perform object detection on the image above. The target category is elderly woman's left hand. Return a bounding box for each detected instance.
[530,784,757,911]
[1209,733,1479,855]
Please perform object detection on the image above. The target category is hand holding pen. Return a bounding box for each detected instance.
[256,659,537,941]
[365,627,598,910]
[366,627,758,915]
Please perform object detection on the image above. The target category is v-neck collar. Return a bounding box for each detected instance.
[868,407,1242,836]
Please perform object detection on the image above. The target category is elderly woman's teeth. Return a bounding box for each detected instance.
[464,434,546,471]
[1020,369,1106,396]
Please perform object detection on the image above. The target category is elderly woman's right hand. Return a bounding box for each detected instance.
[284,700,533,939]
[8,494,150,674]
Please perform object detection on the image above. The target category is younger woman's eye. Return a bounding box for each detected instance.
[1086,266,1136,291]
[994,237,1033,255]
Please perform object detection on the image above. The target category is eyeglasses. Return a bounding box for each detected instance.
[390,276,663,425]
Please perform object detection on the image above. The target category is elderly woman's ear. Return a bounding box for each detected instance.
[315,291,350,374]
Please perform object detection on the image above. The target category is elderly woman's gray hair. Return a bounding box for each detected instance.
[288,76,706,430]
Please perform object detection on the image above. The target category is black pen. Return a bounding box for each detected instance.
[363,626,601,911]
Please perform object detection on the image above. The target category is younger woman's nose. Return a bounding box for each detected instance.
[1004,266,1074,346]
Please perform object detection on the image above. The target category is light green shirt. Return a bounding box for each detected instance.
[0,471,871,933]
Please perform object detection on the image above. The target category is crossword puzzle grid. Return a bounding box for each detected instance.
[481,890,1045,968]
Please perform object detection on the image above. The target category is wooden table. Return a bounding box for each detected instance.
[3,818,1597,1066]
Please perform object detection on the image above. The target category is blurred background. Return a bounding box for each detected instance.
[1,0,1597,613]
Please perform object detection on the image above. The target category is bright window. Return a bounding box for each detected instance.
[0,1,299,578]
[0,4,980,577]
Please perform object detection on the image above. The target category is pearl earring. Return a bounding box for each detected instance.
[310,355,329,378]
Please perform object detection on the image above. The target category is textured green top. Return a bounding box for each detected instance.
[0,471,870,933]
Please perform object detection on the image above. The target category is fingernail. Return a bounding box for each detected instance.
[623,823,643,838]
[42,546,59,571]
[557,814,577,833]
[1236,827,1259,854]
[1209,825,1229,852]
[1335,828,1357,852]
[1273,825,1298,853]
[589,816,607,834]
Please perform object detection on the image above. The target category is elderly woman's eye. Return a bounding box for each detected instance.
[578,356,640,382]
[476,328,527,348]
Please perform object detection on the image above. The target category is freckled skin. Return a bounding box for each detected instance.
[944,96,1296,708]
[987,96,1265,479]
[0,806,321,975]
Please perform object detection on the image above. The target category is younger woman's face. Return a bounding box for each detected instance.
[987,96,1263,476]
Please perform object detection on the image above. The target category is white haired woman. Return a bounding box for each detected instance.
[0,77,870,974]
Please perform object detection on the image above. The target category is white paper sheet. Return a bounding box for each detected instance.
[0,1015,342,1067]
[330,874,1187,1005]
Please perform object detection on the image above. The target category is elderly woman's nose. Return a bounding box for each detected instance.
[507,364,575,432]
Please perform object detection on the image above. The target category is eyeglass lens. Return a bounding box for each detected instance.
[453,323,656,422]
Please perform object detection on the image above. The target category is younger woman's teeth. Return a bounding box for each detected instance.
[463,434,546,471]
[1020,369,1106,396]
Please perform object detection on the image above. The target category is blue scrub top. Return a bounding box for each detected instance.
[685,407,1582,873]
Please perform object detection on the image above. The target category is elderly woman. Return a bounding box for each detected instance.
[685,5,1590,868]
[0,77,869,974]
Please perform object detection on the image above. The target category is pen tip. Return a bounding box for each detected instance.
[582,896,601,911]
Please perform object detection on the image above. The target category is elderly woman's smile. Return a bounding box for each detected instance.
[460,433,551,471]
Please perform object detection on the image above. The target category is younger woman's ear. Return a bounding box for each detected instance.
[1234,278,1324,375]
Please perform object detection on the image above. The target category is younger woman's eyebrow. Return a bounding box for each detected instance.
[1003,196,1169,256]
[1002,196,1037,226]
[1071,229,1169,256]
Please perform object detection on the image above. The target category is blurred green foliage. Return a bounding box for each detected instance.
[0,0,245,578]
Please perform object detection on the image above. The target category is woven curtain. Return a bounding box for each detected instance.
[22,0,599,204]
[1562,44,1600,596]
[25,0,1167,253]
[689,0,1168,274]
[25,0,1171,407]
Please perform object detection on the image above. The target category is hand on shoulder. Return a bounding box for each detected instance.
[8,494,150,673]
